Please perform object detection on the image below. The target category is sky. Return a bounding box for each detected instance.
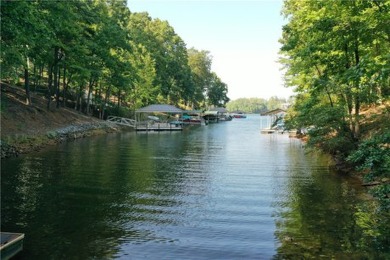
[127,0,293,101]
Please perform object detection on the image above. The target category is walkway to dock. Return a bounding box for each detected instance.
[107,116,136,128]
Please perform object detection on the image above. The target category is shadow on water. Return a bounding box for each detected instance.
[272,140,390,259]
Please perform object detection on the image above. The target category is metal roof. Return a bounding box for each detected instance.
[204,111,219,115]
[260,108,286,116]
[209,107,228,113]
[184,110,203,114]
[135,104,184,113]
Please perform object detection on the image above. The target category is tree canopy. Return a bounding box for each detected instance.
[1,0,229,117]
[280,0,389,152]
[280,0,390,206]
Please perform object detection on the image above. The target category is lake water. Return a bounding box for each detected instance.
[1,115,389,259]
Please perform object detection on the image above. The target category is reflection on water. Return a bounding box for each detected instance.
[1,115,389,259]
[272,152,390,259]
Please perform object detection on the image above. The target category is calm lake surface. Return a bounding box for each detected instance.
[2,115,389,259]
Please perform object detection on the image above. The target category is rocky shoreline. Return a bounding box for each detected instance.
[1,121,122,159]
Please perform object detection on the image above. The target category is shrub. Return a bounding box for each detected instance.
[348,132,390,181]
[46,131,58,139]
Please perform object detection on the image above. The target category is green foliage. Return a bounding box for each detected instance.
[280,0,390,139]
[1,1,228,114]
[1,94,8,113]
[370,184,390,210]
[187,48,213,109]
[206,73,229,107]
[287,93,356,155]
[347,131,390,209]
[281,0,389,150]
[106,106,133,119]
[308,126,356,156]
[46,131,58,139]
[348,132,390,181]
[127,13,196,106]
[226,96,287,113]
[280,0,390,208]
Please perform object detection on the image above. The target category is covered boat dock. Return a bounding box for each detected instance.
[260,108,286,134]
[135,104,184,132]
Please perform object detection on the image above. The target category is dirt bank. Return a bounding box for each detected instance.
[1,83,123,158]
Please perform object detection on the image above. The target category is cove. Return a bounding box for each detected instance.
[1,115,388,259]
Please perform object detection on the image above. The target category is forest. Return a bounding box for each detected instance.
[280,0,389,205]
[1,0,229,118]
[226,96,290,114]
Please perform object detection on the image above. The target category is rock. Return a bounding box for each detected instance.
[1,121,120,159]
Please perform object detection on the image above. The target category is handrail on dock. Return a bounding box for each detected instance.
[106,116,136,128]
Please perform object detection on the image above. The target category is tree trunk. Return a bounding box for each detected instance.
[24,66,32,106]
[117,91,121,108]
[353,36,360,139]
[38,65,43,91]
[33,63,37,92]
[75,84,83,112]
[56,64,60,108]
[86,77,94,115]
[354,94,360,139]
[340,90,355,140]
[97,83,101,118]
[62,64,67,107]
[47,64,53,110]
[103,87,111,120]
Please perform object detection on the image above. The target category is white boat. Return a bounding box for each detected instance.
[147,116,160,122]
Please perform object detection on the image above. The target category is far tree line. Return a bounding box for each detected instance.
[1,0,230,118]
[226,97,290,114]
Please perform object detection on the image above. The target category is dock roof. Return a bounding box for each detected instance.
[209,107,228,113]
[136,104,184,113]
[260,108,286,116]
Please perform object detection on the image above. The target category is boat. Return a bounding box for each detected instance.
[181,118,202,124]
[232,112,247,118]
[147,116,160,122]
[219,114,233,121]
[169,120,184,126]
[233,114,246,118]
[1,232,25,260]
[180,112,205,125]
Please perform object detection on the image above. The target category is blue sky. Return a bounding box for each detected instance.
[127,0,293,101]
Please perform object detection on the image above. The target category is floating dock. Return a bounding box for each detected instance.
[1,232,25,260]
[260,128,278,134]
[261,128,298,135]
[136,122,183,132]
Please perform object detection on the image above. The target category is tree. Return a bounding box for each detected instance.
[207,73,229,107]
[280,0,390,154]
[127,43,157,109]
[187,48,213,109]
[0,0,47,105]
[1,1,229,117]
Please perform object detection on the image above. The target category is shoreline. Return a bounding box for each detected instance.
[1,121,123,159]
